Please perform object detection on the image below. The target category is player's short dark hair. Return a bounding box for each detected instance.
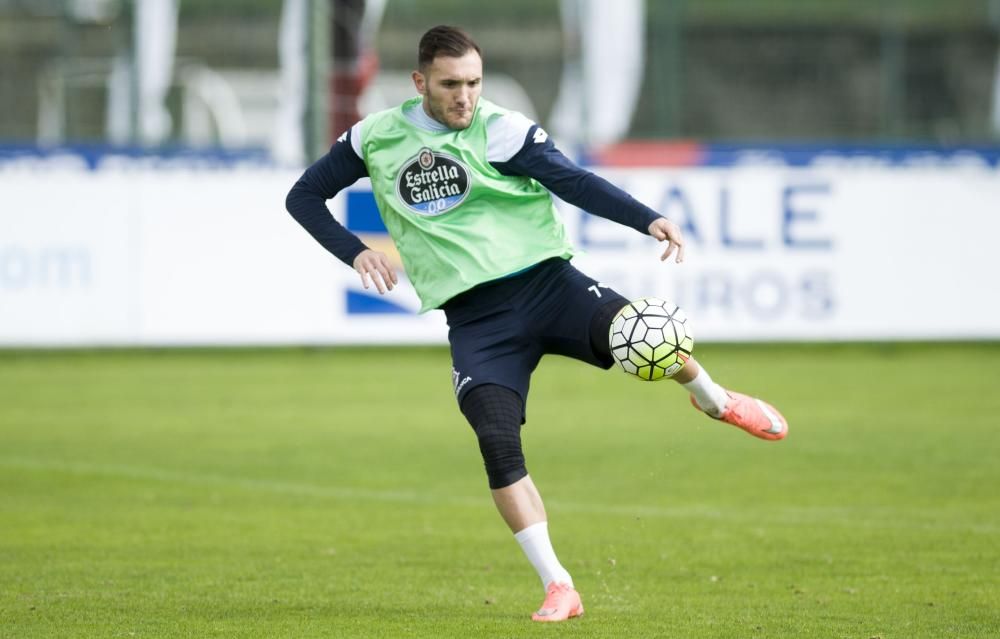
[418,25,481,69]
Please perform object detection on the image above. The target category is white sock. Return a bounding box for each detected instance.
[683,367,730,417]
[513,521,573,590]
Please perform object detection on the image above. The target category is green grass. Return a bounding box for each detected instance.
[1,344,998,638]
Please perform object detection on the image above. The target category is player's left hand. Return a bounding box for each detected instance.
[648,217,685,263]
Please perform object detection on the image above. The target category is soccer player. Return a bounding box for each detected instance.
[286,25,787,622]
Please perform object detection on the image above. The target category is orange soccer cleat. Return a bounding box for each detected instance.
[691,391,788,441]
[531,582,584,622]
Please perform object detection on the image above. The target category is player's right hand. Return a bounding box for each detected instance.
[648,217,686,264]
[353,249,398,294]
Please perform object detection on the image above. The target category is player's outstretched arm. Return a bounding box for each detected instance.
[352,248,398,294]
[648,217,685,263]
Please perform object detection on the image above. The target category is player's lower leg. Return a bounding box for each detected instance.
[461,385,583,621]
[494,478,583,621]
[672,359,728,416]
[493,476,571,583]
[677,357,788,440]
[595,301,787,440]
[492,476,582,621]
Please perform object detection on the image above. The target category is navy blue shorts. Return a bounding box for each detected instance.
[442,258,628,417]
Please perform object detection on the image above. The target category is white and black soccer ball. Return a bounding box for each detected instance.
[609,298,694,381]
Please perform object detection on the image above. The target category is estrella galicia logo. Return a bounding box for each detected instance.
[396,147,470,216]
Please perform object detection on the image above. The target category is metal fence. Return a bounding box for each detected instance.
[1,0,998,151]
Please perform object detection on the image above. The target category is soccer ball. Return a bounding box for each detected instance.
[609,298,694,381]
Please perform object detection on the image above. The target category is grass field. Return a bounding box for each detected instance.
[1,344,998,638]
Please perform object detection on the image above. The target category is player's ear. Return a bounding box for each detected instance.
[412,70,427,95]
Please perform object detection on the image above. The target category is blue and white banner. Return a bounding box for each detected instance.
[1,150,998,345]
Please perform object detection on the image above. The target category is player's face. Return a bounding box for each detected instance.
[412,51,483,130]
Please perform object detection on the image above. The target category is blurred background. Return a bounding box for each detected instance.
[5,0,1000,151]
[2,0,1000,345]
